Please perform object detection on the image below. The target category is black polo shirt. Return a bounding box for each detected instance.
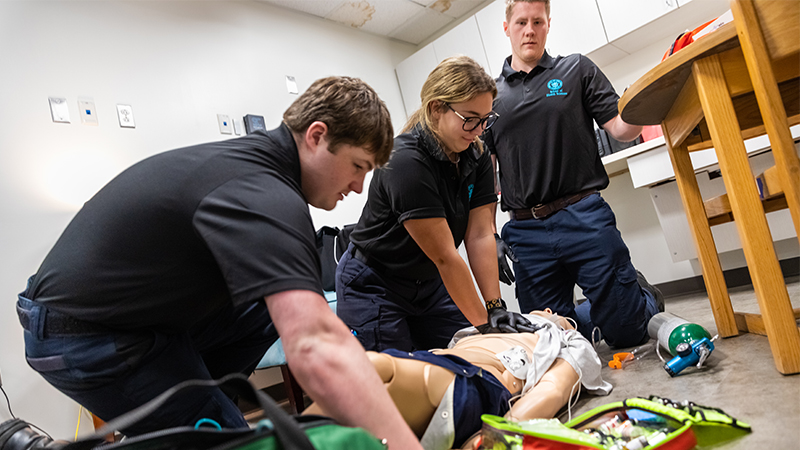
[349,125,497,281]
[485,52,620,210]
[29,124,323,331]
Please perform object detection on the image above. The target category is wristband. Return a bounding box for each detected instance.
[485,298,507,311]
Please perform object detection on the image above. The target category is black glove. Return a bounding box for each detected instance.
[479,298,540,334]
[495,233,518,285]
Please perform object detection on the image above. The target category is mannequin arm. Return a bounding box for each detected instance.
[506,358,580,421]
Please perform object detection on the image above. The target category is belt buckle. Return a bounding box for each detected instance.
[531,205,546,220]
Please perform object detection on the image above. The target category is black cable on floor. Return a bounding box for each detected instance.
[1,385,15,419]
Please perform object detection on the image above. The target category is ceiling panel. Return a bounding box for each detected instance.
[258,0,493,45]
[430,0,486,18]
[326,0,424,36]
[388,8,454,45]
[261,0,340,17]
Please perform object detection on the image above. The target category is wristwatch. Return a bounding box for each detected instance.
[485,298,507,311]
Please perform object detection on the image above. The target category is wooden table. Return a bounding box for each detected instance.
[618,0,800,374]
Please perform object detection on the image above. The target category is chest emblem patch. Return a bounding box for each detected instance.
[546,78,568,97]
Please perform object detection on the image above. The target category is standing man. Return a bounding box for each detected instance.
[485,0,663,348]
[17,76,423,449]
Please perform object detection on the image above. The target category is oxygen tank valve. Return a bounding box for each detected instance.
[664,335,718,377]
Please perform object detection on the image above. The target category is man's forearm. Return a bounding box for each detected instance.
[267,291,423,450]
[286,325,422,449]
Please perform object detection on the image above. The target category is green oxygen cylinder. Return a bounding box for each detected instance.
[647,312,711,355]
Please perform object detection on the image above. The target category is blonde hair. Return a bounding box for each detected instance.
[284,76,394,167]
[505,0,550,22]
[403,56,496,153]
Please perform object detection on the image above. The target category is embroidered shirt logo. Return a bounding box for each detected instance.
[546,78,567,97]
[468,184,474,200]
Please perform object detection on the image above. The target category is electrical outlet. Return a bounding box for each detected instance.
[116,104,135,128]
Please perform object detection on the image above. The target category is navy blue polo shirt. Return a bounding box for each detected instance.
[349,125,497,280]
[485,52,620,210]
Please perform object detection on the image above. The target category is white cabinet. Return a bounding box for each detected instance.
[432,16,491,70]
[596,0,678,42]
[474,0,508,78]
[547,0,608,57]
[395,44,438,118]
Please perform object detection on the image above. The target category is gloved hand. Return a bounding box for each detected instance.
[479,299,540,334]
[495,233,518,285]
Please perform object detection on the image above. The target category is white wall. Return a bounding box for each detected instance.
[0,0,414,438]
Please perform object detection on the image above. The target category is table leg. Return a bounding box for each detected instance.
[693,54,800,374]
[662,128,737,338]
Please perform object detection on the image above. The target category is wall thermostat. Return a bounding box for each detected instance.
[244,114,266,134]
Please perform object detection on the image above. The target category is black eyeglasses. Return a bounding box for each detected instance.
[444,102,499,132]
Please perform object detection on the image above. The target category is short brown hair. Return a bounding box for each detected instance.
[403,56,496,153]
[505,0,550,22]
[283,76,394,166]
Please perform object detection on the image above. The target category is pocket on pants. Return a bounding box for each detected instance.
[337,295,380,351]
[24,332,142,390]
[614,263,638,285]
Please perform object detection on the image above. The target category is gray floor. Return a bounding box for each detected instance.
[565,276,800,449]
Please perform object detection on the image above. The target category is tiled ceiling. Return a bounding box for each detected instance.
[260,0,492,45]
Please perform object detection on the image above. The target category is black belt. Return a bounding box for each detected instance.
[511,189,597,221]
[351,247,389,274]
[17,304,110,336]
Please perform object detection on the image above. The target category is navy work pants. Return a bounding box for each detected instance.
[17,280,276,436]
[503,193,658,348]
[335,244,471,352]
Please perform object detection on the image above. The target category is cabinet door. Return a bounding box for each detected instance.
[395,44,438,118]
[596,0,678,42]
[547,0,608,57]
[475,0,509,78]
[432,16,491,71]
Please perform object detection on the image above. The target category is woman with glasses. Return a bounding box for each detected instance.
[335,56,534,353]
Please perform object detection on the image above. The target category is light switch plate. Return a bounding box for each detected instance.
[286,75,298,95]
[48,97,70,123]
[233,118,243,135]
[78,96,98,126]
[116,104,135,128]
[217,114,232,134]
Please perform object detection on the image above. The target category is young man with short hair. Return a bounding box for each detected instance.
[17,76,422,449]
[486,0,663,348]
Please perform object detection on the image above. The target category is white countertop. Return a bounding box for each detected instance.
[604,125,800,188]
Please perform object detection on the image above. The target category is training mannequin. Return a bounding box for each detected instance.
[306,311,612,450]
